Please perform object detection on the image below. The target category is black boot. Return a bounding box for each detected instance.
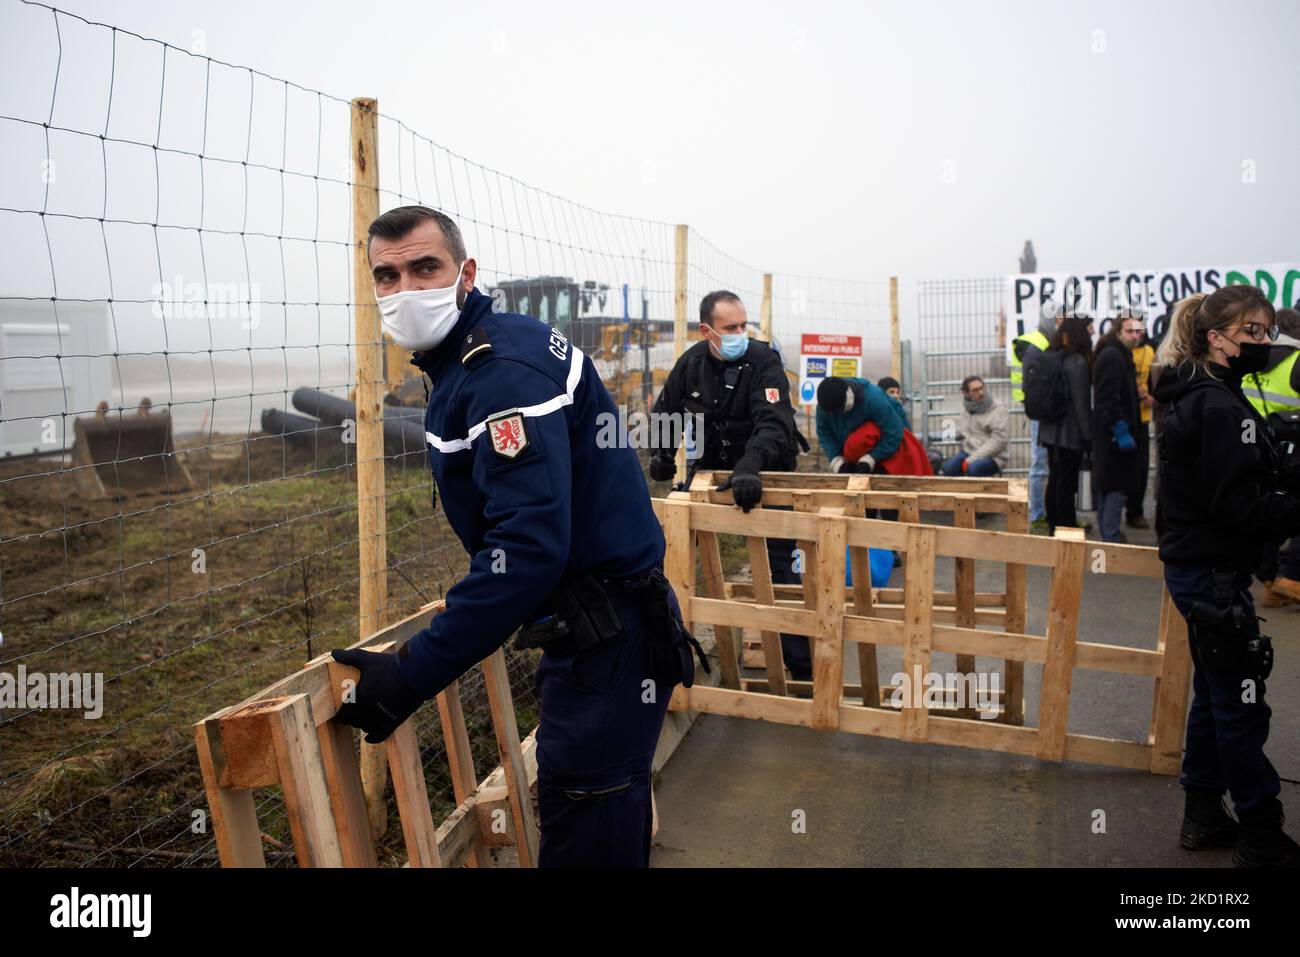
[1234,801,1300,868]
[1180,789,1238,850]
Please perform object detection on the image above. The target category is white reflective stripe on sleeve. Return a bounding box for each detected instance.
[425,344,584,453]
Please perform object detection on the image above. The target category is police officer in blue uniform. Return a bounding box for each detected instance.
[331,206,704,867]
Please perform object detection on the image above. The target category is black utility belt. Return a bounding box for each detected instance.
[513,570,631,658]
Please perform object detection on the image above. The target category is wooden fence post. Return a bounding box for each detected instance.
[673,224,689,484]
[761,272,773,343]
[351,95,390,837]
[890,276,901,381]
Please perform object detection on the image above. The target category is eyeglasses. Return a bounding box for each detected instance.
[1235,321,1280,343]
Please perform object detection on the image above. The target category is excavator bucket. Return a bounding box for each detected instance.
[70,402,195,498]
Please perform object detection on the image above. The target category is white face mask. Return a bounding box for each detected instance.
[377,264,464,352]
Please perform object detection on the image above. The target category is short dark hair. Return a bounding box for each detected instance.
[367,205,466,262]
[960,375,984,393]
[699,290,743,326]
[877,376,900,392]
[1277,308,1300,339]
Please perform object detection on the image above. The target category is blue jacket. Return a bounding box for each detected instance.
[815,377,904,461]
[397,288,665,698]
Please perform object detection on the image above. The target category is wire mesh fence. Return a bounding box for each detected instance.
[770,273,895,466]
[914,277,1030,475]
[0,3,902,867]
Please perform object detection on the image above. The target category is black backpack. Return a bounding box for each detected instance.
[1022,348,1071,422]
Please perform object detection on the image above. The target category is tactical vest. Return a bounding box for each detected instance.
[1010,330,1049,403]
[679,349,792,471]
[1245,350,1300,417]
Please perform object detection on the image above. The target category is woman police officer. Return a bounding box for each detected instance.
[1154,284,1299,867]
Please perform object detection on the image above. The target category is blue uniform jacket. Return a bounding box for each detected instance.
[815,377,904,461]
[396,288,665,698]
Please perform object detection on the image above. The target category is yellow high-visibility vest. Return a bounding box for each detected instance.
[1245,350,1300,417]
[1132,343,1154,423]
[1009,330,1049,403]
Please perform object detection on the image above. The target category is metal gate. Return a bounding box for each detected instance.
[914,277,1032,476]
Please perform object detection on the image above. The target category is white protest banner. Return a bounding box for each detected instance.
[1006,262,1300,344]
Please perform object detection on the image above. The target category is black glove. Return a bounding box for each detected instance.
[649,453,676,483]
[717,471,762,512]
[331,647,425,743]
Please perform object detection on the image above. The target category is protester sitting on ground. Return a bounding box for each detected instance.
[941,375,1009,476]
[816,376,905,474]
[877,376,912,430]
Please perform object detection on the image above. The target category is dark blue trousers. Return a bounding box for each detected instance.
[1163,562,1281,818]
[533,587,680,867]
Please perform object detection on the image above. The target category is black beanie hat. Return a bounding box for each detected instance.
[877,376,900,392]
[817,377,849,413]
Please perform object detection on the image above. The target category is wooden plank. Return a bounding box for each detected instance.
[310,659,378,867]
[746,535,787,696]
[678,499,824,540]
[688,596,818,635]
[705,488,1017,514]
[436,679,490,867]
[811,509,847,731]
[900,524,936,742]
[315,719,377,867]
[662,498,696,633]
[845,476,879,707]
[385,719,443,867]
[351,94,389,841]
[1037,540,1086,761]
[194,717,266,868]
[952,499,977,719]
[482,648,540,867]
[933,524,1060,567]
[217,700,279,789]
[669,684,815,727]
[672,223,688,484]
[1149,585,1193,775]
[268,694,345,868]
[697,525,741,689]
[842,616,906,646]
[1003,498,1028,726]
[434,728,538,867]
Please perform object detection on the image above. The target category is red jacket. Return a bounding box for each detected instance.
[843,421,933,476]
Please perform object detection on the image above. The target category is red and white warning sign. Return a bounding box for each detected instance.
[797,334,862,405]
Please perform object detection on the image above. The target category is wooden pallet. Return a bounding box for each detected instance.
[657,475,1192,775]
[195,602,540,868]
[688,471,1030,722]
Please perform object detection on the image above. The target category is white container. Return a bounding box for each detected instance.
[0,301,112,457]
